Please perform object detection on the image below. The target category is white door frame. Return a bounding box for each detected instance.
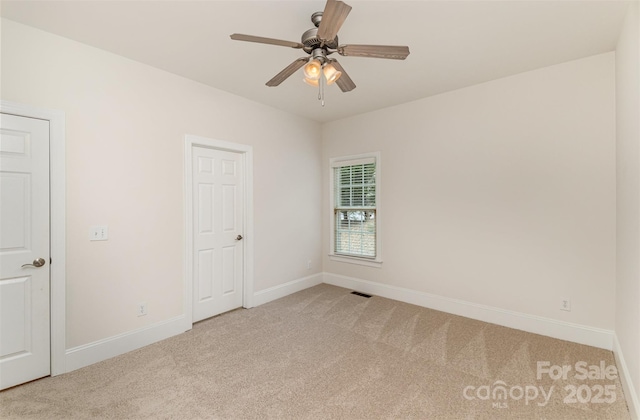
[1,100,66,376]
[184,135,254,327]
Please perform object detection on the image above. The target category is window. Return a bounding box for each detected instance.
[330,153,381,266]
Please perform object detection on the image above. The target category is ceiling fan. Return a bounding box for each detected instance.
[230,0,410,97]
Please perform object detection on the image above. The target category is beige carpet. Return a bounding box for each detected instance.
[0,284,631,419]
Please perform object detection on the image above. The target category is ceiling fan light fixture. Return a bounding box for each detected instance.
[323,63,342,85]
[231,0,410,98]
[303,59,322,80]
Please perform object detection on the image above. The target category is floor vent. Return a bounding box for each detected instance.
[351,291,372,298]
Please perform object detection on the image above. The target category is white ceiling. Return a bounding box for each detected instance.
[0,0,630,123]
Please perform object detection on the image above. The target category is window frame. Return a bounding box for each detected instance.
[329,152,382,267]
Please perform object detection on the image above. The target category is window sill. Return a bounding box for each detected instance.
[329,254,383,268]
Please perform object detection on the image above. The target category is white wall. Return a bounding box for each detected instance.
[323,53,616,331]
[1,19,323,349]
[615,2,640,416]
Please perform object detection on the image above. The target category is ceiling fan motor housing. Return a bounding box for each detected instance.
[302,28,339,50]
[302,12,339,51]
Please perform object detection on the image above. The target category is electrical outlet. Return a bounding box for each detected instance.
[89,225,109,241]
[138,302,147,317]
[307,260,312,270]
[561,299,571,312]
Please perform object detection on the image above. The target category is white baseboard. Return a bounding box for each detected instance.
[323,272,614,350]
[252,273,323,307]
[63,274,323,374]
[65,315,189,373]
[614,334,640,420]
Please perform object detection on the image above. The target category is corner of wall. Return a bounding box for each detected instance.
[615,1,640,417]
[252,273,323,307]
[614,333,640,420]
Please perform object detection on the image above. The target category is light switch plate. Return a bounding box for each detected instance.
[90,225,108,241]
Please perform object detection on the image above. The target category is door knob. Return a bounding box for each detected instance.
[236,235,243,241]
[22,257,46,268]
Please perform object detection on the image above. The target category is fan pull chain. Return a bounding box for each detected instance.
[319,68,325,107]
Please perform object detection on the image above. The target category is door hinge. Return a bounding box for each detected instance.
[50,258,52,265]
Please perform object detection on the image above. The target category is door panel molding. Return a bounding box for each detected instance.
[0,100,66,376]
[184,135,254,328]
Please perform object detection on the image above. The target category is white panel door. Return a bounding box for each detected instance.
[193,146,244,322]
[0,113,50,390]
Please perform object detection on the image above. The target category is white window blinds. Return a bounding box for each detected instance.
[333,160,376,258]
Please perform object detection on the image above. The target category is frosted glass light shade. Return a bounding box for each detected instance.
[303,77,319,86]
[303,59,322,80]
[323,63,342,85]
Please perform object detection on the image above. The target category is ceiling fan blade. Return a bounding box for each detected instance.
[230,33,304,49]
[339,44,410,60]
[317,0,352,42]
[266,58,309,87]
[330,60,356,92]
